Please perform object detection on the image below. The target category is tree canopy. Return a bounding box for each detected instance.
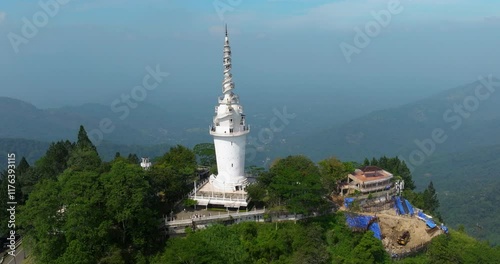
[318,157,356,196]
[16,126,164,263]
[248,155,327,215]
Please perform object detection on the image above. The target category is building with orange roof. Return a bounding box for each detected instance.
[340,166,394,196]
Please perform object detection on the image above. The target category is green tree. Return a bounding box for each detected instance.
[18,157,30,174]
[423,181,440,215]
[127,153,139,164]
[318,157,345,196]
[246,182,268,204]
[367,156,415,190]
[183,198,198,208]
[101,160,159,252]
[349,231,388,264]
[148,145,197,215]
[76,125,97,152]
[157,145,196,170]
[193,143,216,167]
[30,140,74,180]
[18,128,165,263]
[318,157,355,196]
[67,147,102,171]
[18,178,67,263]
[426,230,500,264]
[266,155,327,214]
[16,141,72,200]
[59,170,109,260]
[157,145,197,183]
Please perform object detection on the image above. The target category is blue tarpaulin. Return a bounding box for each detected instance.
[346,214,382,240]
[344,198,355,208]
[418,211,437,228]
[369,222,382,240]
[404,199,415,216]
[401,197,410,214]
[426,220,437,229]
[417,211,426,219]
[441,224,449,234]
[395,197,406,215]
[346,215,373,229]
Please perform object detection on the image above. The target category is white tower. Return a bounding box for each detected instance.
[209,25,250,192]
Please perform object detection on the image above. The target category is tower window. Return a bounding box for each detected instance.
[231,163,233,167]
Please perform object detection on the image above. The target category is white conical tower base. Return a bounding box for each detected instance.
[210,133,248,192]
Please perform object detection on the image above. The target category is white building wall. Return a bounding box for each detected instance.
[212,134,247,190]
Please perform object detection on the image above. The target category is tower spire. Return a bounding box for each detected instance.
[222,25,234,95]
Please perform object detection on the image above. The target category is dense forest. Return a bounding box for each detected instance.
[1,126,499,263]
[413,145,500,245]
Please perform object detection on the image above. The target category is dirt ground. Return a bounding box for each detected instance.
[368,209,442,254]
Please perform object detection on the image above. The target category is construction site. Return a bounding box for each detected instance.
[341,195,447,259]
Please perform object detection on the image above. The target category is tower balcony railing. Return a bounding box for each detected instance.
[209,126,250,136]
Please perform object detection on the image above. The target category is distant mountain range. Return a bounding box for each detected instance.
[293,77,500,163]
[0,96,211,147]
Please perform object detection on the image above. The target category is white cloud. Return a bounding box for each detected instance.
[0,11,6,24]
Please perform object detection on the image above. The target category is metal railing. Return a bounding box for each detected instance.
[166,209,266,225]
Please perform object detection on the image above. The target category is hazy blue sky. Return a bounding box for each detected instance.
[1,0,499,110]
